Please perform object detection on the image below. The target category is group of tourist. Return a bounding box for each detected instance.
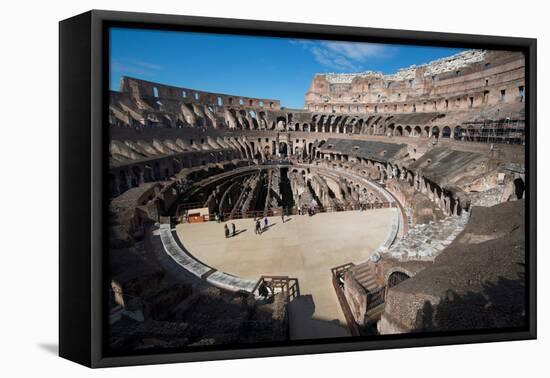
[214,212,225,223]
[219,217,271,238]
[297,205,317,217]
[224,222,238,238]
[254,217,270,235]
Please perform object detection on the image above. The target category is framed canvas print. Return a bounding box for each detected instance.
[59,10,536,368]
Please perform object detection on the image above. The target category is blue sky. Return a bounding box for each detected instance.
[110,28,468,109]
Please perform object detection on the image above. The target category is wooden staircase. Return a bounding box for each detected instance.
[352,263,386,326]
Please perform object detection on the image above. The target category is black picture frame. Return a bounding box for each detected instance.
[59,9,537,368]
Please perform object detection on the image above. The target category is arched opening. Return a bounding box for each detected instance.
[413,126,422,137]
[279,142,288,158]
[337,123,344,133]
[442,126,452,138]
[388,271,411,288]
[153,162,161,180]
[276,116,286,130]
[404,126,411,137]
[131,166,142,187]
[514,178,525,199]
[395,126,403,137]
[118,170,128,193]
[355,119,364,134]
[454,126,463,140]
[431,126,440,138]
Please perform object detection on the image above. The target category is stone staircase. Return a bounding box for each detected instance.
[387,213,469,260]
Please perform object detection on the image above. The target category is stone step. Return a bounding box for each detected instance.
[366,304,385,322]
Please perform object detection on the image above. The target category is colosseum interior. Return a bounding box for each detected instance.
[108,48,526,352]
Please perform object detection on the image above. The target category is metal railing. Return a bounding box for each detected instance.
[331,263,355,290]
[251,275,300,302]
[330,263,363,336]
[175,201,396,223]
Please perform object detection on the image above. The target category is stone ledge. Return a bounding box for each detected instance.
[159,223,213,279]
[206,271,257,293]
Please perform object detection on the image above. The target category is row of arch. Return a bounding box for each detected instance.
[313,153,466,217]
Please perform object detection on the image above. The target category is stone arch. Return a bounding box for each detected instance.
[355,118,364,134]
[327,115,336,132]
[387,270,411,288]
[423,126,430,137]
[454,125,463,140]
[318,115,326,132]
[413,126,422,137]
[153,162,161,180]
[276,116,286,130]
[279,141,288,158]
[442,126,452,138]
[387,123,395,136]
[239,110,251,129]
[404,126,412,137]
[514,177,525,199]
[131,166,142,187]
[395,125,403,137]
[431,126,440,138]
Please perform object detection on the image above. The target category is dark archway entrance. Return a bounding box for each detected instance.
[388,271,411,288]
[279,142,288,158]
[514,178,525,199]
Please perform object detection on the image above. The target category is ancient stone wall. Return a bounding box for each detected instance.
[305,50,525,115]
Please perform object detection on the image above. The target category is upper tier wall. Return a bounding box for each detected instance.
[120,76,281,110]
[305,50,525,114]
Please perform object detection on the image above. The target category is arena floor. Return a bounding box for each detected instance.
[175,208,396,339]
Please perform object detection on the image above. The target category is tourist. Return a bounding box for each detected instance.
[255,219,261,235]
[264,217,269,230]
[232,222,236,237]
[258,282,270,300]
[281,211,285,224]
[224,224,229,238]
[215,213,220,223]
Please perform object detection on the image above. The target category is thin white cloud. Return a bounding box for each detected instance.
[111,59,163,77]
[292,39,387,71]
